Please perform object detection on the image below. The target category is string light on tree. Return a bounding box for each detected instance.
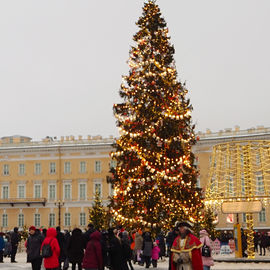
[109,0,203,230]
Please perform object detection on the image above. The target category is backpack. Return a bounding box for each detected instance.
[41,239,53,258]
[201,238,211,257]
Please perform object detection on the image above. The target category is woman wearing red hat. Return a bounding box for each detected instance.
[41,227,60,270]
[26,226,43,270]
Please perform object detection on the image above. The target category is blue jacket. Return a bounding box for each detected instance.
[0,236,4,250]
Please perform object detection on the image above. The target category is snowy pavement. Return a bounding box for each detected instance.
[1,252,270,270]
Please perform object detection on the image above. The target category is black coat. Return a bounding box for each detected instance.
[10,231,20,247]
[56,231,67,261]
[67,228,84,264]
[108,235,125,270]
[26,232,43,262]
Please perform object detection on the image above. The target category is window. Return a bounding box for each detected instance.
[49,213,55,227]
[110,160,117,169]
[2,214,8,227]
[19,164,25,175]
[256,174,264,194]
[259,208,266,223]
[64,184,71,200]
[80,161,86,173]
[256,154,261,166]
[34,185,41,198]
[35,163,41,175]
[18,185,25,199]
[18,213,24,227]
[95,161,101,173]
[196,177,200,188]
[79,213,86,226]
[64,162,71,174]
[64,213,71,226]
[109,183,115,197]
[79,183,86,200]
[241,175,245,194]
[3,164,9,176]
[34,213,41,227]
[50,162,56,174]
[242,213,246,223]
[2,186,9,199]
[94,183,102,196]
[49,184,56,200]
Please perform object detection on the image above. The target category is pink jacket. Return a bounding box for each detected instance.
[152,245,160,260]
[200,234,214,267]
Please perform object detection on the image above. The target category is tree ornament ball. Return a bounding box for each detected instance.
[151,81,156,85]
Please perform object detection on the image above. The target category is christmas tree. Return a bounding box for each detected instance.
[88,192,108,230]
[110,0,203,230]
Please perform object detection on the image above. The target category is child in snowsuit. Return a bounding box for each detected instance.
[152,241,160,268]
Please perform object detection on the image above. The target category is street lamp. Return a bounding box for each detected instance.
[55,200,64,227]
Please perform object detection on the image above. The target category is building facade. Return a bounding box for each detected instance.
[1,126,270,232]
[0,135,114,231]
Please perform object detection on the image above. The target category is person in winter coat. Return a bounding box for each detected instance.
[56,227,68,270]
[41,227,60,270]
[156,231,166,261]
[259,232,267,256]
[121,231,134,270]
[3,234,12,258]
[151,241,160,268]
[26,226,44,270]
[134,232,143,265]
[199,229,214,270]
[83,223,96,249]
[67,228,84,270]
[10,227,21,262]
[0,232,5,263]
[82,231,103,270]
[142,232,153,268]
[108,228,126,270]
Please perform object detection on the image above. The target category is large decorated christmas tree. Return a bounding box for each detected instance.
[110,0,203,230]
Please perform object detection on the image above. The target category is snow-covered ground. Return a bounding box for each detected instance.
[2,252,270,270]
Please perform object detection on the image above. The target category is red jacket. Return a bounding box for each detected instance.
[82,231,102,270]
[171,233,203,270]
[41,228,60,269]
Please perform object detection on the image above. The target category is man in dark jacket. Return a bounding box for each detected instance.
[56,226,68,270]
[26,226,43,270]
[10,227,20,263]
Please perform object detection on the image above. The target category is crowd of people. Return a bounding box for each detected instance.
[0,221,219,270]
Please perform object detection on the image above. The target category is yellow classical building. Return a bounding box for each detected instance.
[0,135,114,231]
[1,126,270,232]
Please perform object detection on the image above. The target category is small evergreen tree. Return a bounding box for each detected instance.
[88,192,107,230]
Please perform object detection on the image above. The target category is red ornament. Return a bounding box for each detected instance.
[196,136,200,141]
[151,81,156,85]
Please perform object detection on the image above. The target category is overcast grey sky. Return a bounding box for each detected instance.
[0,0,269,141]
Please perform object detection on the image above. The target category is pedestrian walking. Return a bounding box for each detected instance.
[3,234,12,258]
[83,223,96,249]
[142,232,153,268]
[151,241,160,268]
[26,226,44,270]
[134,231,143,265]
[82,231,103,270]
[67,228,84,270]
[121,230,134,270]
[108,227,126,270]
[41,227,60,270]
[0,232,5,263]
[10,227,20,263]
[199,229,214,270]
[56,226,68,270]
